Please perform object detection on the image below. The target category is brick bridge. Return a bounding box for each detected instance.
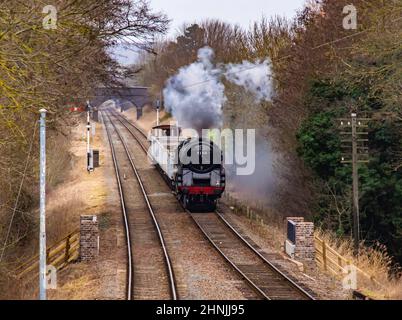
[90,87,153,119]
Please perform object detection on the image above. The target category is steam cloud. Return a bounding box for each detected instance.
[227,137,276,207]
[163,47,225,132]
[224,60,273,102]
[163,47,273,131]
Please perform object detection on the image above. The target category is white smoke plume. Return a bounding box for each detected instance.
[224,59,273,102]
[163,46,273,131]
[163,47,225,132]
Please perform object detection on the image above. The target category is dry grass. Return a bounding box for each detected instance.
[224,194,402,300]
[47,192,83,244]
[228,206,285,252]
[47,133,73,188]
[0,129,76,299]
[0,193,85,300]
[1,116,111,300]
[47,263,101,300]
[316,230,402,300]
[0,270,24,299]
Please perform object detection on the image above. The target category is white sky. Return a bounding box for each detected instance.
[114,0,307,65]
[151,0,307,37]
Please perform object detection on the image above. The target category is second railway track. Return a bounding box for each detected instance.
[106,108,316,300]
[102,110,177,300]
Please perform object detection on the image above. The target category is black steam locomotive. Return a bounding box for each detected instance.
[149,125,225,211]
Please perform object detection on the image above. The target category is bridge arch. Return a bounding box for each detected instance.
[90,87,153,119]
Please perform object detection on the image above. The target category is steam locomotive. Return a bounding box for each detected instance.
[149,125,225,211]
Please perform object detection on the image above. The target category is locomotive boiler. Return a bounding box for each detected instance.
[149,125,225,211]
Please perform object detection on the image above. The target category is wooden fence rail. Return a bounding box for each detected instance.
[15,230,80,279]
[314,235,383,289]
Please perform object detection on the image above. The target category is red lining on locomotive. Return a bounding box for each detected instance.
[178,186,225,195]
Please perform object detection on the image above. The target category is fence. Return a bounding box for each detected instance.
[15,230,79,279]
[224,192,389,298]
[315,235,383,290]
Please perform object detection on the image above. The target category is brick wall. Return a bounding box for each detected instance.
[294,222,315,262]
[80,215,99,262]
[285,217,315,263]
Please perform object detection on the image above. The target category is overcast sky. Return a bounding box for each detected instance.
[151,0,306,37]
[113,0,307,65]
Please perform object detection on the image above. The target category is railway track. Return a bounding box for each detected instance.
[190,212,315,300]
[101,111,177,300]
[106,108,316,300]
[110,109,149,147]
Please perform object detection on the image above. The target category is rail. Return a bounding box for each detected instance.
[101,110,134,300]
[103,110,178,300]
[217,211,315,299]
[111,109,316,300]
[225,191,385,298]
[110,110,148,140]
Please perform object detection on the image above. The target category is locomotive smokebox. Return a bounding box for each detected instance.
[176,138,222,174]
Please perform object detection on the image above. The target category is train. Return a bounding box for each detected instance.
[149,125,225,211]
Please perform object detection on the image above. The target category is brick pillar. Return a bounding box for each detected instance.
[285,217,305,234]
[285,217,315,263]
[294,221,315,262]
[80,215,99,262]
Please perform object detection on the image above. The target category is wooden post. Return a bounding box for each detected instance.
[65,235,71,263]
[339,114,370,257]
[351,113,360,256]
[322,241,327,271]
[338,256,343,272]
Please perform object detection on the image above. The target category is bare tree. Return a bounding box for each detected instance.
[0,0,169,283]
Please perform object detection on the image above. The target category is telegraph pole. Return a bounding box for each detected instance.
[351,114,360,256]
[39,109,47,300]
[339,113,370,256]
[352,113,360,255]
